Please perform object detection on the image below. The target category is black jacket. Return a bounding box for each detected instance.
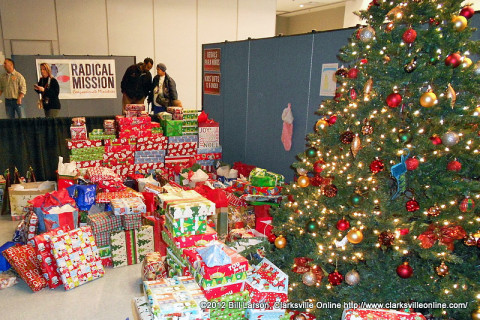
[151,73,178,105]
[121,64,152,101]
[35,77,61,110]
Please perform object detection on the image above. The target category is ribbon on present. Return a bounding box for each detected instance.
[417,224,467,250]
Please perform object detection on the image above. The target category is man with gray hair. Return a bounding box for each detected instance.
[0,58,27,118]
[151,62,180,114]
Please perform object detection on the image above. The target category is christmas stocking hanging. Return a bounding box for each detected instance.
[281,103,294,151]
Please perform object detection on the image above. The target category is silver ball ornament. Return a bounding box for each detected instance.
[302,271,317,286]
[296,168,308,176]
[345,270,360,286]
[442,131,460,146]
[474,61,480,76]
[359,26,375,42]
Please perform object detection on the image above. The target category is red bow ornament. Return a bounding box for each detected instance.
[418,224,467,251]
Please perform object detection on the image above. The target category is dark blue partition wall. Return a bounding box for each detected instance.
[203,14,480,182]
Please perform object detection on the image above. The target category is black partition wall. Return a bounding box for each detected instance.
[203,14,480,181]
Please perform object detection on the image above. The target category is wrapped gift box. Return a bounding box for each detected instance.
[118,123,152,132]
[122,213,142,230]
[245,185,282,196]
[118,130,152,139]
[165,212,207,237]
[137,134,167,145]
[93,231,111,247]
[201,281,245,300]
[246,309,285,320]
[187,257,247,290]
[167,142,198,156]
[125,104,146,111]
[111,197,146,215]
[249,168,284,187]
[66,139,102,149]
[161,120,183,137]
[134,162,165,175]
[110,226,154,268]
[104,145,136,153]
[166,248,191,277]
[87,212,122,234]
[144,183,163,195]
[183,110,199,120]
[244,258,288,307]
[72,117,86,126]
[158,112,172,121]
[87,166,123,183]
[157,191,215,219]
[195,153,221,161]
[70,146,105,156]
[341,309,426,320]
[197,146,221,154]
[103,119,115,129]
[172,114,183,120]
[76,160,102,169]
[167,225,218,248]
[50,226,105,291]
[209,291,250,318]
[116,115,151,126]
[167,106,183,114]
[95,188,144,203]
[135,150,166,158]
[182,241,249,280]
[132,296,154,320]
[164,155,195,170]
[70,125,88,140]
[89,134,117,140]
[143,277,209,320]
[255,218,273,237]
[198,124,219,148]
[32,226,70,289]
[104,137,137,146]
[142,252,167,281]
[98,246,112,267]
[135,143,168,151]
[125,110,142,117]
[135,156,165,164]
[168,135,198,144]
[144,215,167,255]
[3,244,47,292]
[151,127,163,134]
[70,153,104,162]
[102,150,135,163]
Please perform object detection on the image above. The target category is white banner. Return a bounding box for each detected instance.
[35,59,117,99]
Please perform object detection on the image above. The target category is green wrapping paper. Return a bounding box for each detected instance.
[70,146,105,156]
[209,291,250,317]
[211,310,245,320]
[69,153,104,162]
[89,134,116,140]
[249,167,285,187]
[110,226,154,268]
[165,212,207,237]
[161,119,183,136]
[162,230,186,261]
[211,209,228,240]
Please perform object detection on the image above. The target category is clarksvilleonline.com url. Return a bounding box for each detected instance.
[312,301,469,309]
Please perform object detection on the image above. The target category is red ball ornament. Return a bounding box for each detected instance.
[405,158,419,170]
[328,271,344,286]
[313,160,324,173]
[327,115,337,125]
[460,6,475,19]
[430,135,442,145]
[336,219,350,231]
[287,195,295,202]
[447,160,462,172]
[402,28,417,43]
[360,59,368,65]
[370,159,385,173]
[268,234,277,243]
[309,175,323,187]
[445,53,462,68]
[347,68,359,79]
[396,262,413,279]
[406,199,420,212]
[349,88,357,100]
[386,93,402,108]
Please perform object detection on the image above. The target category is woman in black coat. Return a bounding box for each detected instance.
[34,62,61,118]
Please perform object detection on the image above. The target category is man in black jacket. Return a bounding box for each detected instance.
[120,58,153,109]
[151,63,180,114]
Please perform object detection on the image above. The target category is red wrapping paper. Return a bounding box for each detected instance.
[255,217,273,237]
[95,188,144,203]
[118,123,153,132]
[134,162,165,175]
[70,125,88,141]
[254,205,271,218]
[32,225,70,289]
[76,160,102,169]
[164,225,218,248]
[110,164,136,179]
[137,134,166,145]
[167,142,198,156]
[125,104,146,111]
[103,138,137,146]
[201,282,245,300]
[342,309,426,320]
[136,143,167,151]
[142,252,167,280]
[115,115,151,126]
[143,215,167,255]
[3,244,47,292]
[195,153,222,161]
[118,130,152,139]
[104,145,136,153]
[102,151,135,166]
[66,139,102,149]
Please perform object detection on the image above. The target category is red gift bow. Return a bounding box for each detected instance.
[418,224,467,251]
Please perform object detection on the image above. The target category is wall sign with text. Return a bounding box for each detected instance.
[203,48,221,96]
[203,48,221,72]
[203,73,221,96]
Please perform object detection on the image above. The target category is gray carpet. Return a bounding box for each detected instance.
[0,215,142,320]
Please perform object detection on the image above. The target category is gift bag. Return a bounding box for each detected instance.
[67,184,97,211]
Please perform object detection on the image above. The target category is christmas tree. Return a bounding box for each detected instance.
[266,1,480,319]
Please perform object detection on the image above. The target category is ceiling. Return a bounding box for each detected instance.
[277,0,347,16]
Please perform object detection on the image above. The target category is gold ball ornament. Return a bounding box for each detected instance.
[347,229,364,244]
[446,84,456,108]
[274,236,287,249]
[315,119,329,131]
[420,92,438,108]
[435,262,449,277]
[363,78,373,99]
[462,57,473,68]
[297,176,310,188]
[351,134,361,158]
[387,6,403,21]
[452,15,468,32]
[472,308,480,320]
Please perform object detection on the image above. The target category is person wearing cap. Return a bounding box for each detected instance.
[151,63,180,114]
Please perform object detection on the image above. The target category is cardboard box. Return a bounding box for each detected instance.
[9,181,56,220]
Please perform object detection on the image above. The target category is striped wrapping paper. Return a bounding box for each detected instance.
[87,212,122,234]
[121,213,142,230]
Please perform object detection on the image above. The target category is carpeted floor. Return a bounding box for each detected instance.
[0,215,142,320]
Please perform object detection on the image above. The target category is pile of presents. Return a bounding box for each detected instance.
[67,104,220,179]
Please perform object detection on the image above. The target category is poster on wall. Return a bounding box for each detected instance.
[35,59,117,99]
[203,48,221,72]
[319,63,338,97]
[204,73,221,95]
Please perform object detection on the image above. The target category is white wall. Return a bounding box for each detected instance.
[0,0,276,114]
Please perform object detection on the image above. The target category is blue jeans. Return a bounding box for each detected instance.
[5,98,25,119]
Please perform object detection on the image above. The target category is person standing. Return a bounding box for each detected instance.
[120,57,154,110]
[34,63,61,118]
[0,58,27,119]
[151,63,180,114]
